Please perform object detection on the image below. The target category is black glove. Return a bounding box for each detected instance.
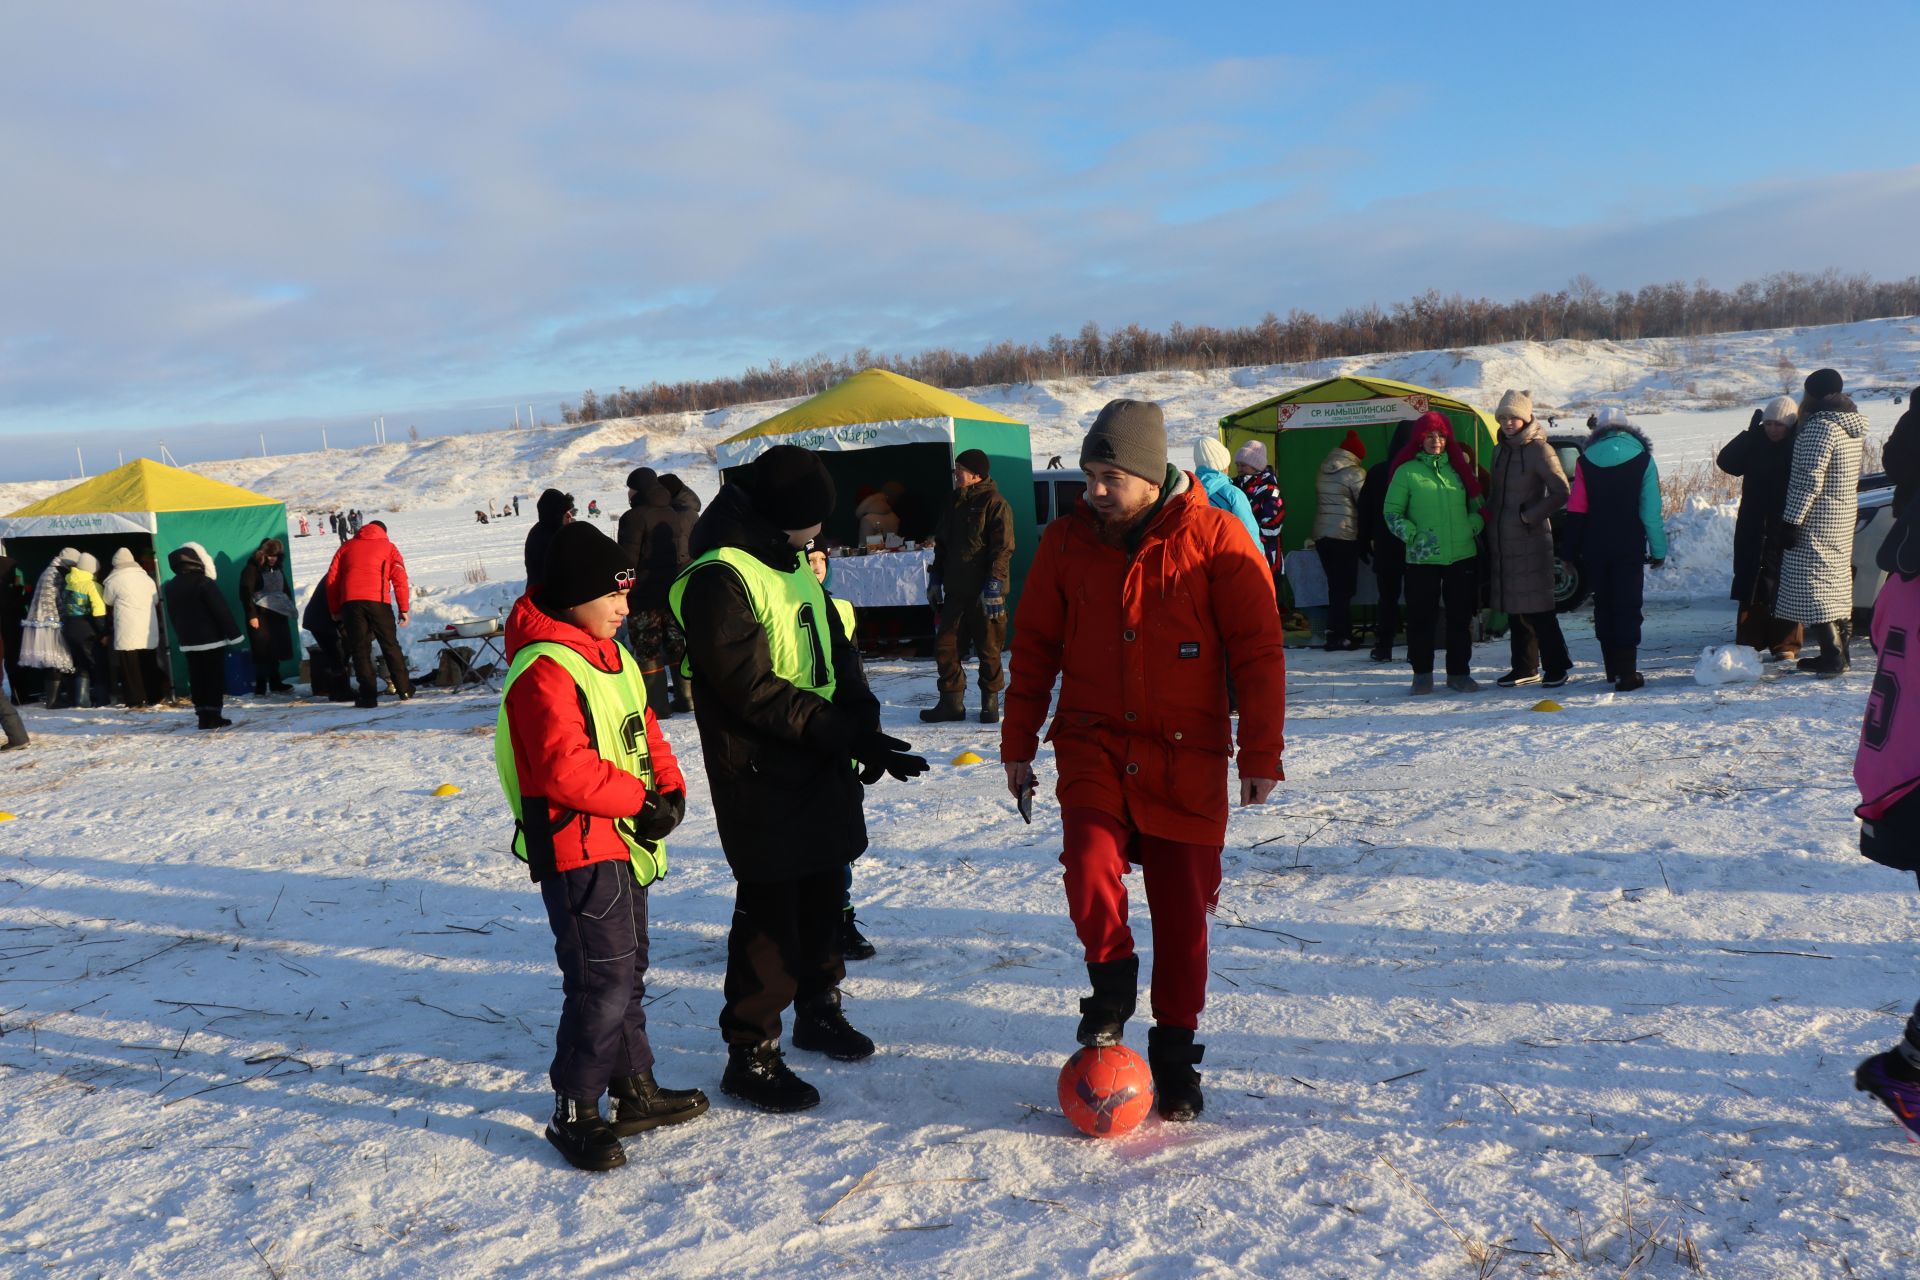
[1777,522,1802,550]
[633,787,685,841]
[1749,409,1765,431]
[852,730,930,784]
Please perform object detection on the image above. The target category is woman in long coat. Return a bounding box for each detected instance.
[238,538,296,694]
[1715,396,1803,660]
[1486,390,1571,687]
[1778,368,1868,674]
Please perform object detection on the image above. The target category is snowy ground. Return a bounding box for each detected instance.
[1,591,1910,1279]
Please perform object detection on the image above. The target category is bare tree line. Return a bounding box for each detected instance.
[561,270,1920,424]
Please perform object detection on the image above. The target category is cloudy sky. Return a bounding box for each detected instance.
[4,1,1918,478]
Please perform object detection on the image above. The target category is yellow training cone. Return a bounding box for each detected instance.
[0,812,16,822]
[1531,699,1564,713]
[432,783,462,797]
[951,751,985,766]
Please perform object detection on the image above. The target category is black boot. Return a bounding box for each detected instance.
[196,706,226,731]
[721,1041,821,1112]
[545,1093,626,1171]
[607,1070,710,1136]
[1147,1025,1206,1122]
[1608,648,1644,692]
[919,694,966,723]
[1798,622,1848,675]
[1835,618,1855,674]
[644,669,673,718]
[837,906,877,961]
[1076,956,1139,1048]
[978,689,1000,725]
[791,990,876,1061]
[668,669,694,714]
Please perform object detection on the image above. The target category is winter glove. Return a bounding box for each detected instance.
[852,730,930,785]
[1749,409,1765,431]
[926,573,944,610]
[1777,522,1802,550]
[981,578,1005,623]
[633,787,685,842]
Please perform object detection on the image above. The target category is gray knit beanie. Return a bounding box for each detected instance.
[1081,400,1168,482]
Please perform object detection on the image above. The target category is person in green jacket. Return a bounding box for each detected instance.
[1383,411,1487,695]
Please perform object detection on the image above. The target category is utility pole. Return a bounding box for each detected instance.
[76,446,86,478]
[260,433,267,457]
[321,427,329,451]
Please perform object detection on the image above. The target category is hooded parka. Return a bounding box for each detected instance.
[1487,420,1570,614]
[1002,470,1286,847]
[100,549,161,650]
[1779,392,1868,624]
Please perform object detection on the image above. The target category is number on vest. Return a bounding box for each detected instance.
[796,603,828,688]
[620,711,647,755]
[1864,625,1905,752]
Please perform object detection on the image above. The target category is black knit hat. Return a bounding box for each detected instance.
[626,466,657,490]
[1081,399,1168,482]
[1805,367,1845,398]
[539,522,635,612]
[955,448,991,478]
[536,488,574,523]
[743,445,836,530]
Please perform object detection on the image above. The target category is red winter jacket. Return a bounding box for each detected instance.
[325,524,411,615]
[1002,473,1287,845]
[502,593,686,875]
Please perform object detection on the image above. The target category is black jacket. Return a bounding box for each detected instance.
[617,480,679,612]
[929,479,1014,599]
[664,485,701,572]
[1359,421,1416,566]
[1887,400,1920,513]
[1716,421,1799,603]
[677,483,879,883]
[162,548,242,650]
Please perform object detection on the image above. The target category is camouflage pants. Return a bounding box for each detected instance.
[624,609,686,676]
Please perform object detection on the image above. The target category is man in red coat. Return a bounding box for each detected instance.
[324,519,414,707]
[1002,399,1287,1121]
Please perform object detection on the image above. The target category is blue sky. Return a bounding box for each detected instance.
[3,1,1917,478]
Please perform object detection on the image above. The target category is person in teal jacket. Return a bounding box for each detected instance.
[1383,411,1486,694]
[1192,438,1262,552]
[1562,407,1668,691]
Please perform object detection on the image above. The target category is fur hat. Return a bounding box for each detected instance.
[1804,367,1844,399]
[1234,439,1268,470]
[1761,396,1799,427]
[538,521,635,613]
[1495,389,1534,423]
[954,448,991,479]
[743,445,837,530]
[1193,437,1233,472]
[1081,400,1168,482]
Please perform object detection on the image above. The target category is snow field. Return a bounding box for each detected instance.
[1,597,1914,1278]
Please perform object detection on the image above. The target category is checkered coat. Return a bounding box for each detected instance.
[1778,395,1868,624]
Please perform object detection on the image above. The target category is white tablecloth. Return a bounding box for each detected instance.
[827,549,932,607]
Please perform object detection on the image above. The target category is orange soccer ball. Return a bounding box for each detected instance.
[1058,1045,1155,1137]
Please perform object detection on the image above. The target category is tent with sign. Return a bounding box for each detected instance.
[1218,375,1499,557]
[0,459,302,693]
[715,369,1038,617]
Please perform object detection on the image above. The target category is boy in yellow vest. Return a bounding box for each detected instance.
[497,521,706,1170]
[671,447,927,1112]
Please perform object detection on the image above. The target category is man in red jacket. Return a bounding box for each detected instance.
[324,519,413,707]
[1002,399,1287,1121]
[498,521,707,1170]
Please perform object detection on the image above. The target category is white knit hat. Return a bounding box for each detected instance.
[1761,395,1798,427]
[1495,389,1533,423]
[1593,407,1631,430]
[1193,437,1232,471]
[1233,439,1268,470]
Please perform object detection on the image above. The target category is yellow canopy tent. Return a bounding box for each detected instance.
[0,459,301,691]
[715,369,1038,611]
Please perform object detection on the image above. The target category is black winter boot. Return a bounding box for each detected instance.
[919,694,966,723]
[643,669,673,718]
[721,1041,821,1112]
[1147,1025,1206,1122]
[1076,956,1139,1048]
[668,669,694,714]
[1608,648,1644,692]
[546,1093,626,1171]
[791,990,876,1061]
[837,906,876,961]
[979,689,1000,724]
[1798,622,1848,675]
[607,1070,710,1136]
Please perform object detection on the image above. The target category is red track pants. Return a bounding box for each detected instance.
[1060,807,1223,1031]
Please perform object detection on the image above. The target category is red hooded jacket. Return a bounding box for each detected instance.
[501,593,685,875]
[325,524,411,615]
[1002,473,1287,846]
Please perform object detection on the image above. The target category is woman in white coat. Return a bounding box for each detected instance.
[100,548,163,708]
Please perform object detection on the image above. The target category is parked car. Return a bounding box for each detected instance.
[1033,466,1087,530]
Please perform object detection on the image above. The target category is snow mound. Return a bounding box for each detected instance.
[1648,497,1737,602]
[1693,642,1766,685]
